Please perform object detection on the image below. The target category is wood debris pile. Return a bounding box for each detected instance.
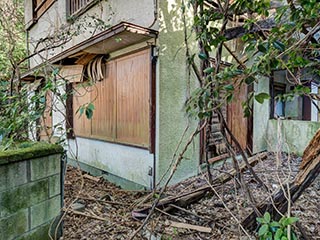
[60,167,147,239]
[60,152,320,239]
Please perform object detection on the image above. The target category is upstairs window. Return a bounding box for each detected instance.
[33,0,55,19]
[68,0,95,16]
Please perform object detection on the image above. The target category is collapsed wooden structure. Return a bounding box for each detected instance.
[132,129,320,235]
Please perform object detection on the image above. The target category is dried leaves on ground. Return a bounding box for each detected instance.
[61,152,320,239]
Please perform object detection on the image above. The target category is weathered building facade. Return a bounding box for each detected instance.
[24,0,320,189]
[24,0,200,189]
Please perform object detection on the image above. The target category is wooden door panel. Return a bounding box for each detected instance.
[227,83,250,151]
[116,49,150,147]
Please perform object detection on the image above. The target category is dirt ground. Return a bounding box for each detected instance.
[60,152,320,240]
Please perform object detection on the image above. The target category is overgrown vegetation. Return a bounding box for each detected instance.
[0,0,111,148]
[0,0,319,239]
[186,0,320,119]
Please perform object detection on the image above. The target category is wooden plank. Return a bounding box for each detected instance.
[208,153,230,164]
[75,53,97,65]
[35,0,55,19]
[115,49,150,147]
[69,49,152,147]
[83,174,101,182]
[59,65,84,83]
[73,84,92,137]
[133,152,268,217]
[40,90,53,140]
[91,62,116,140]
[226,80,249,151]
[170,221,212,233]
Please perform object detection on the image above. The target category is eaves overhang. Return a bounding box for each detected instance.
[20,22,158,81]
[51,21,158,64]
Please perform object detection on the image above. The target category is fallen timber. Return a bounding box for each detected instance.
[242,130,320,231]
[132,152,268,219]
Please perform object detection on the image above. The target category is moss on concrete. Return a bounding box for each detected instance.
[16,222,51,240]
[0,142,63,166]
[30,196,61,228]
[0,179,49,217]
[0,209,29,240]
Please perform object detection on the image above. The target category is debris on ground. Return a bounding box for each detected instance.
[61,152,320,239]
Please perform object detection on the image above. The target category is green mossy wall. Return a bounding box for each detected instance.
[0,143,63,240]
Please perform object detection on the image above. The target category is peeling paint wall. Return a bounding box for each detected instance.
[267,119,320,155]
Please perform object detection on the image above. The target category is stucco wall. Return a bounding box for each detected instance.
[252,77,270,153]
[26,0,156,68]
[156,0,199,185]
[68,138,154,188]
[267,119,320,155]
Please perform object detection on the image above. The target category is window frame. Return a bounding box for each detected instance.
[270,70,314,120]
[67,0,98,18]
[33,0,56,20]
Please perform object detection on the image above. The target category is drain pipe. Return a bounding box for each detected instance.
[150,45,158,189]
[148,0,158,29]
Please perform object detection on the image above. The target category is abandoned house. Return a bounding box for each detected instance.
[22,0,320,189]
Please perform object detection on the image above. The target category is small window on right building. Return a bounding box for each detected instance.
[271,70,320,121]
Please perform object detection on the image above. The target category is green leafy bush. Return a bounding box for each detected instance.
[256,212,298,240]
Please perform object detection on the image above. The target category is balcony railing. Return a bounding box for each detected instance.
[69,0,94,16]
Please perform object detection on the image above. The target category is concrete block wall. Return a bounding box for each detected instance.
[0,143,64,240]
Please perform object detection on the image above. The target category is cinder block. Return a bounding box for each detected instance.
[30,154,61,181]
[49,174,61,198]
[0,179,49,218]
[0,209,28,240]
[16,222,51,240]
[0,161,27,192]
[30,195,61,229]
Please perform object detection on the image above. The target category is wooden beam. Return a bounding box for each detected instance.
[242,130,320,231]
[170,221,212,233]
[132,152,268,218]
[224,19,275,41]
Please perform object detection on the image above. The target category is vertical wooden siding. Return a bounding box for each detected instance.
[227,82,250,151]
[72,48,151,148]
[40,91,53,140]
[73,85,92,137]
[91,62,116,140]
[116,49,150,147]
